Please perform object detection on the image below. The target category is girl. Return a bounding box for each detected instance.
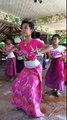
[64,61,67,84]
[62,49,67,84]
[0,38,16,81]
[40,34,66,97]
[9,20,51,117]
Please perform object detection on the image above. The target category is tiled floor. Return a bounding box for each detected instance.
[0,61,66,120]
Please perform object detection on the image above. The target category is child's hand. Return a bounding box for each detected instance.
[30,46,39,54]
[32,49,39,54]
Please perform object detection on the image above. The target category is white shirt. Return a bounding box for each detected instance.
[7,52,15,58]
[50,45,66,58]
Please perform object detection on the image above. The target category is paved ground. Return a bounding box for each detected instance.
[0,61,66,120]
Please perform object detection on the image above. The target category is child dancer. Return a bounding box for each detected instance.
[43,34,66,97]
[64,61,67,84]
[9,20,52,117]
[9,20,44,117]
[0,38,16,81]
[62,49,67,84]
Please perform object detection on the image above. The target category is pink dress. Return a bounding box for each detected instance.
[4,44,16,77]
[11,39,44,117]
[45,45,65,90]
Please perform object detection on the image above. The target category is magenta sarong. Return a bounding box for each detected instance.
[5,58,16,77]
[11,64,44,117]
[45,57,64,90]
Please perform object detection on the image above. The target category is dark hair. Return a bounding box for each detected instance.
[21,20,34,29]
[36,32,40,38]
[52,34,60,40]
[31,31,36,38]
[5,37,15,44]
[6,37,13,42]
[31,31,40,38]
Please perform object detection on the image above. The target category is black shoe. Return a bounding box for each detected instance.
[53,91,61,97]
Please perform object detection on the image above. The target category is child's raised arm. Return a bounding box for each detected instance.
[9,44,20,53]
[39,45,53,54]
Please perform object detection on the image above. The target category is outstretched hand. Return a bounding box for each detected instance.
[32,49,39,54]
[30,45,39,54]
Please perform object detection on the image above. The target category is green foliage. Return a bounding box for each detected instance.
[42,16,49,23]
[0,42,5,48]
[59,37,66,44]
[8,15,14,22]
